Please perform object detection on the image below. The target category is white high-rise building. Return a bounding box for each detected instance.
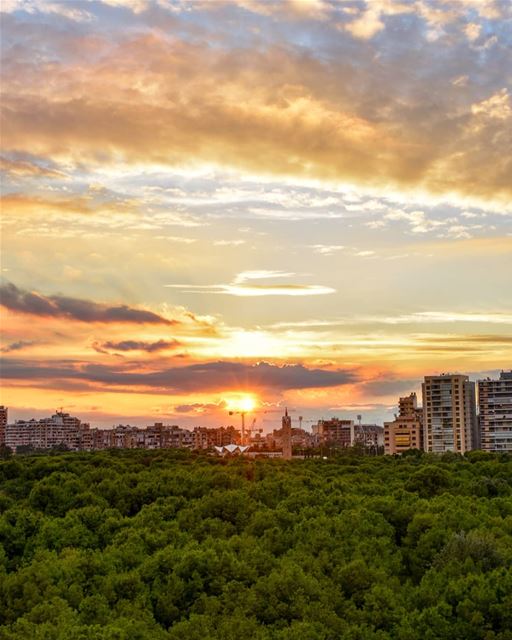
[478,371,512,452]
[422,374,477,453]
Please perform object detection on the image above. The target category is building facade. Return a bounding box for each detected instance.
[422,374,477,453]
[354,423,384,450]
[5,412,89,452]
[5,412,197,453]
[314,418,355,447]
[478,371,512,452]
[384,392,423,455]
[192,426,239,450]
[0,406,7,447]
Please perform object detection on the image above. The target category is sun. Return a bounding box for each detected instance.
[226,395,257,413]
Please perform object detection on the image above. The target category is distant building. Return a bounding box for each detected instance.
[281,408,292,460]
[355,423,384,450]
[4,412,198,453]
[193,426,239,450]
[0,406,7,447]
[478,371,512,452]
[159,424,194,449]
[5,411,89,452]
[384,392,423,454]
[422,374,477,453]
[261,426,316,452]
[314,418,354,447]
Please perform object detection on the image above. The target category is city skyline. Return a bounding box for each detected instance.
[1,0,511,427]
[2,368,510,455]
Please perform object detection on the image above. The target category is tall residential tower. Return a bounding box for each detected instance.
[422,374,477,453]
[0,406,7,447]
[478,371,512,452]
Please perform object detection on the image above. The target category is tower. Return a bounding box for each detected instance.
[478,371,512,452]
[422,374,477,453]
[0,406,7,447]
[282,408,292,460]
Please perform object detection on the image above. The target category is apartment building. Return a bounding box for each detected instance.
[5,412,89,452]
[384,392,423,454]
[0,406,7,447]
[422,374,477,453]
[313,418,355,447]
[478,371,512,452]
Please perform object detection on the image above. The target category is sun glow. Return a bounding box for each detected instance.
[226,395,257,414]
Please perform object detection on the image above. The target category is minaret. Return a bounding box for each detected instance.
[282,408,292,460]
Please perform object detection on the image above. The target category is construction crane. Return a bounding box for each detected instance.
[229,407,296,445]
[245,417,264,443]
[229,409,249,446]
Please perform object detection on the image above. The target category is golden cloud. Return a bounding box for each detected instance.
[1,25,510,210]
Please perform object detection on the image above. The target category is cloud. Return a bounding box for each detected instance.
[464,22,481,42]
[173,401,227,414]
[381,311,512,325]
[0,155,64,178]
[362,378,421,397]
[1,339,35,353]
[234,270,295,284]
[213,239,246,246]
[166,270,335,297]
[344,8,385,40]
[1,191,150,219]
[1,5,511,209]
[154,235,197,244]
[309,245,346,255]
[1,358,358,392]
[0,281,175,325]
[166,284,335,297]
[97,339,182,352]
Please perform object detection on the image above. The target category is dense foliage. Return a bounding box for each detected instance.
[1,450,512,639]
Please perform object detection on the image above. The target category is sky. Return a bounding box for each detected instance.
[0,0,511,430]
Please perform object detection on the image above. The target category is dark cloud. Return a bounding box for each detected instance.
[0,358,357,392]
[362,378,421,397]
[99,339,182,352]
[0,281,175,325]
[1,340,35,353]
[174,401,227,414]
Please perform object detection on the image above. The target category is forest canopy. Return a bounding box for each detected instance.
[1,450,512,639]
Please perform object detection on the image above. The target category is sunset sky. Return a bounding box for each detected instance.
[1,0,511,430]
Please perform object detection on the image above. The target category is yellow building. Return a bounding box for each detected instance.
[384,393,423,455]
